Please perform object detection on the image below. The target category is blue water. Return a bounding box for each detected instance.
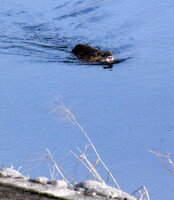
[0,0,174,199]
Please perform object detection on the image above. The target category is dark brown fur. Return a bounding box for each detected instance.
[72,44,114,63]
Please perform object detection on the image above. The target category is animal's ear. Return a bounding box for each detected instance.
[105,51,112,56]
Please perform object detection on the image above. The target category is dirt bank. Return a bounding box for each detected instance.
[0,183,66,200]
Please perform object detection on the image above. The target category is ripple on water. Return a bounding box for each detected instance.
[0,0,131,64]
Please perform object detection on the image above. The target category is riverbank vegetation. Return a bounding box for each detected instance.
[48,97,150,200]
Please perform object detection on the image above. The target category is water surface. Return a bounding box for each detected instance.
[0,1,174,199]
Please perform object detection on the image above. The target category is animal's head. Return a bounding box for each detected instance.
[101,51,115,63]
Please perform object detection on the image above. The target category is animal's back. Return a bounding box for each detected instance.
[72,44,99,60]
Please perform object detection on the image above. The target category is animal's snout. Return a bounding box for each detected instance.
[106,56,115,63]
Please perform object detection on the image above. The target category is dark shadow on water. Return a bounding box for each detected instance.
[103,64,113,70]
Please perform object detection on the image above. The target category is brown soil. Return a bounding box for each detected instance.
[0,183,67,200]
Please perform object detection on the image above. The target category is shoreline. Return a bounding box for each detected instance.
[0,168,137,200]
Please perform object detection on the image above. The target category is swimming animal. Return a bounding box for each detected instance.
[72,44,115,63]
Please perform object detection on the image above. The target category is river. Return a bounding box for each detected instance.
[0,1,174,199]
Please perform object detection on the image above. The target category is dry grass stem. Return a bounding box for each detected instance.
[51,96,151,199]
[47,148,73,186]
[71,150,102,181]
[47,161,56,181]
[131,186,150,200]
[149,150,174,175]
[51,97,121,190]
[76,147,104,183]
[23,155,48,174]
